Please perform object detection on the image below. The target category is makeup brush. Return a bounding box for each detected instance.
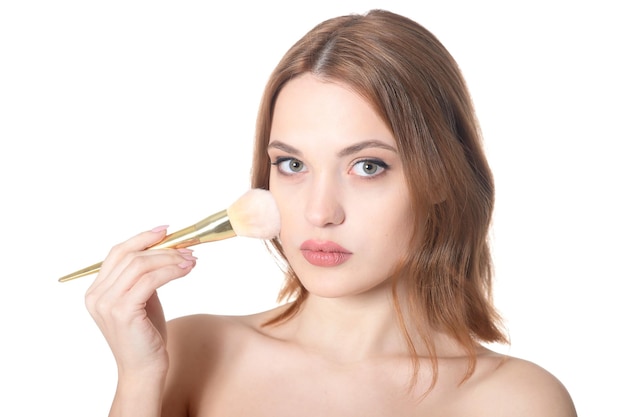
[57,188,281,283]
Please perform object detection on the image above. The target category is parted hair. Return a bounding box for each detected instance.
[251,9,508,386]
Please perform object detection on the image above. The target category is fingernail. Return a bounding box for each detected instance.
[177,248,193,254]
[178,260,195,269]
[151,225,169,233]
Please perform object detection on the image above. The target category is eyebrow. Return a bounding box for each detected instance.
[337,140,398,157]
[267,140,302,156]
[267,139,397,157]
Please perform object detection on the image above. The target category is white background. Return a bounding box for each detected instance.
[1,1,623,415]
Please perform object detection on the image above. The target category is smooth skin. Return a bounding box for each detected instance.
[86,74,577,417]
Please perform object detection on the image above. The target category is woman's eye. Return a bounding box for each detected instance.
[273,157,307,174]
[352,159,388,177]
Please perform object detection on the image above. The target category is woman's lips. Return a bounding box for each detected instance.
[300,240,352,267]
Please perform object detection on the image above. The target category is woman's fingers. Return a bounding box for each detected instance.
[106,250,196,306]
[83,229,198,375]
[86,246,196,316]
[92,225,170,289]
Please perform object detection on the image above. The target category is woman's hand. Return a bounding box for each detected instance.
[84,226,197,380]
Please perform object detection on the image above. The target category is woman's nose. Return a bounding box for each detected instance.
[304,178,345,227]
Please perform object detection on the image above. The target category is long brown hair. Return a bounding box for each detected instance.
[251,9,508,386]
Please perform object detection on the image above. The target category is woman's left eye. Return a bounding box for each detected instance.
[272,157,307,174]
[351,159,388,177]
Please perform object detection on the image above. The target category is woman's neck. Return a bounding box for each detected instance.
[283,287,410,363]
[269,280,471,363]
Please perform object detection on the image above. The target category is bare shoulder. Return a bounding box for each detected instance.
[165,306,283,363]
[166,312,244,345]
[161,306,286,415]
[470,353,577,417]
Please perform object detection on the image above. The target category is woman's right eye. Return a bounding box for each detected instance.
[272,157,307,174]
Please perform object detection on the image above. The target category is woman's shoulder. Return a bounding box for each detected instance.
[161,306,289,412]
[165,304,289,357]
[468,351,577,417]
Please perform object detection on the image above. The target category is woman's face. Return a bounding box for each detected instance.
[268,73,415,299]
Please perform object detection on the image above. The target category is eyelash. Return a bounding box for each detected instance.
[270,157,389,178]
[352,159,389,177]
[271,157,307,174]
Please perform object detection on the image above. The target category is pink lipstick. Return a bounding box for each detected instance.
[300,240,352,267]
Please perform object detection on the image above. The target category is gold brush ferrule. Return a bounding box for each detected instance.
[150,209,235,249]
[57,209,235,283]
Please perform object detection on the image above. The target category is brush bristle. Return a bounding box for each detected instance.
[226,189,281,239]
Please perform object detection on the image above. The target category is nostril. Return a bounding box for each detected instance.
[305,199,345,227]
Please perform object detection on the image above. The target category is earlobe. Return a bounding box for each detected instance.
[422,186,447,206]
[432,191,447,205]
[431,179,449,205]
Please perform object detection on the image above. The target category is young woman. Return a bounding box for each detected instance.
[85,9,577,416]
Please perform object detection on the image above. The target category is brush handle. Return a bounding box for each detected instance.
[58,261,104,282]
[58,209,235,283]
